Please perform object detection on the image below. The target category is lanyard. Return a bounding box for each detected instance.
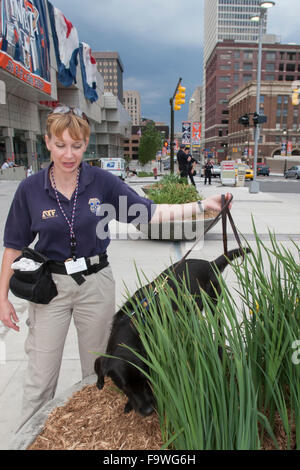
[50,165,80,260]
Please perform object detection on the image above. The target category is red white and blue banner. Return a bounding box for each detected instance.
[0,0,51,94]
[47,1,79,87]
[79,42,98,103]
[182,121,191,145]
[192,122,201,145]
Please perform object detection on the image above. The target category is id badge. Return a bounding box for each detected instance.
[65,257,87,275]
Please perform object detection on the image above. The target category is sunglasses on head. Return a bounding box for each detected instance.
[50,106,90,124]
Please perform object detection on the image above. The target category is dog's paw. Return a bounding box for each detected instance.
[96,377,104,390]
[124,400,133,414]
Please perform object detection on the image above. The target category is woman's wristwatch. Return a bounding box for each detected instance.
[197,200,204,213]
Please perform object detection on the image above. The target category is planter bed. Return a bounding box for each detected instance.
[25,377,295,450]
[27,377,162,450]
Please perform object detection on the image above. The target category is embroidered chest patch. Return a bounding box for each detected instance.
[42,209,58,219]
[89,198,101,214]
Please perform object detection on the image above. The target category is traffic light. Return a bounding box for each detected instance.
[252,113,259,126]
[292,89,299,106]
[252,113,267,126]
[174,85,186,111]
[164,140,168,148]
[238,114,249,126]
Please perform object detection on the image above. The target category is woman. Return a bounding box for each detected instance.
[0,106,232,429]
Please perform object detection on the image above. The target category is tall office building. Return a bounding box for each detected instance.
[204,0,266,63]
[93,51,124,102]
[202,0,268,146]
[123,90,141,125]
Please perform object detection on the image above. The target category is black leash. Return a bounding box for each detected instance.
[131,194,245,319]
[174,193,239,271]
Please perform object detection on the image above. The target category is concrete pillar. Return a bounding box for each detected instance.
[2,128,14,161]
[24,131,38,172]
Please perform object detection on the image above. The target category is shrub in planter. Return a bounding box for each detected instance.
[139,175,218,240]
[129,228,300,450]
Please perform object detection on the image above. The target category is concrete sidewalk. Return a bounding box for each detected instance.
[0,176,300,449]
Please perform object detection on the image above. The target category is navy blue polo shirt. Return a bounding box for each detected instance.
[4,162,155,261]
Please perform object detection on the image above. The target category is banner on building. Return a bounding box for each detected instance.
[47,1,79,87]
[182,121,191,145]
[192,122,201,145]
[0,0,51,94]
[79,42,98,103]
[287,141,292,156]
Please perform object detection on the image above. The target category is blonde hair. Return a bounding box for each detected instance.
[46,111,90,141]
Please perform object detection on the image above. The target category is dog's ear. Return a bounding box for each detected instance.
[94,357,105,390]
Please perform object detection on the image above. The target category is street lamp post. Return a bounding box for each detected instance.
[249,1,275,194]
[189,98,195,157]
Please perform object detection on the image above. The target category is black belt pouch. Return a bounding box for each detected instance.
[9,247,58,304]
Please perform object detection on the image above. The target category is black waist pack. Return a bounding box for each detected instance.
[9,247,58,304]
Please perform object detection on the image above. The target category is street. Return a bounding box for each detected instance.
[243,176,300,193]
[196,174,300,194]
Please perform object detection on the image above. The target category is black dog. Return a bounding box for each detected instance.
[94,248,248,416]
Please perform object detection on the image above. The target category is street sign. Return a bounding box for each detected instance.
[221,161,235,186]
[236,164,246,187]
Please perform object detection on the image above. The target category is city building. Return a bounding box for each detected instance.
[123,90,141,126]
[202,0,268,147]
[188,86,203,124]
[93,51,124,102]
[228,81,300,163]
[205,39,300,161]
[123,121,169,161]
[0,3,130,176]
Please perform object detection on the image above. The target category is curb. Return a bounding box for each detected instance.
[9,374,97,450]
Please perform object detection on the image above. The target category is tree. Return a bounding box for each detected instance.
[138,123,162,166]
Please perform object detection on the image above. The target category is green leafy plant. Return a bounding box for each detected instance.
[138,123,162,165]
[123,226,300,449]
[146,174,201,205]
[137,171,154,177]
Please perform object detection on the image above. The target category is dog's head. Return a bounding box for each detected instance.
[94,355,155,417]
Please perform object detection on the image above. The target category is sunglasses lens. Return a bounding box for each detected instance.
[52,106,70,114]
[72,108,83,118]
[49,106,89,124]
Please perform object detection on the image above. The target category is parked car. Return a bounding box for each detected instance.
[235,165,254,180]
[163,160,170,170]
[211,165,221,178]
[257,164,270,176]
[284,165,300,179]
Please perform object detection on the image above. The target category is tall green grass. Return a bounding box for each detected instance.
[124,229,300,450]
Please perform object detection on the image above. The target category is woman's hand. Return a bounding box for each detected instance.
[0,299,19,332]
[202,192,233,212]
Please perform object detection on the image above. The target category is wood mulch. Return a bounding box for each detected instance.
[28,375,296,450]
[27,378,163,450]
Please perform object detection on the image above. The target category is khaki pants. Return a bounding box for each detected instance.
[19,264,115,430]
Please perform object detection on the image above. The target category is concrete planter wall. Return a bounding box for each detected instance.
[9,375,96,450]
[137,216,219,242]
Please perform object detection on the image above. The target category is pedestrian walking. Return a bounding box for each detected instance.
[177,144,191,180]
[204,159,213,185]
[185,148,196,187]
[0,106,232,431]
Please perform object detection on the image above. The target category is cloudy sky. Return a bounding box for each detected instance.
[53,0,300,131]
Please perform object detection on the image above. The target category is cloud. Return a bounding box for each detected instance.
[267,0,300,42]
[50,0,300,130]
[52,0,204,49]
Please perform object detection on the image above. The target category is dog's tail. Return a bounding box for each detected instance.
[213,247,251,273]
